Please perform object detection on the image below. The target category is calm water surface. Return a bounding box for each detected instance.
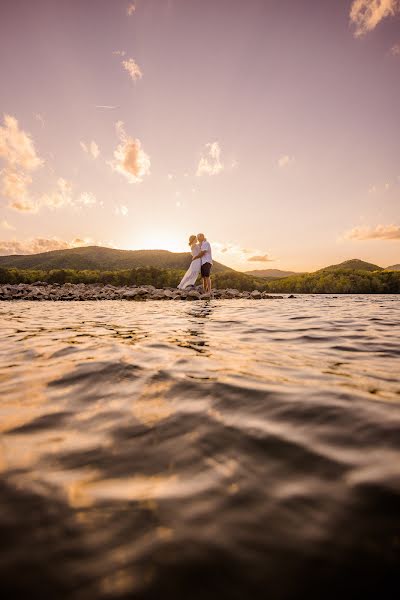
[0,296,400,599]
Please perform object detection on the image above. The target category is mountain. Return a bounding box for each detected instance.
[320,259,382,272]
[385,264,400,271]
[0,246,231,273]
[245,269,299,279]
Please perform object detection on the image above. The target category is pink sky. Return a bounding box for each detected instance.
[0,0,399,271]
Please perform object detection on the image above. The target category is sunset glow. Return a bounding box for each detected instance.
[1,0,399,271]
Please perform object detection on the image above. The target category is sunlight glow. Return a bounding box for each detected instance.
[123,231,189,253]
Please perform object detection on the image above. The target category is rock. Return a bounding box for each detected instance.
[0,283,290,301]
[224,289,240,298]
[122,291,139,300]
[251,290,262,299]
[288,294,296,298]
[187,290,201,300]
[262,293,283,299]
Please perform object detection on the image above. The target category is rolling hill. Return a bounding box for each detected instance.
[320,259,383,272]
[245,269,299,279]
[385,264,400,271]
[0,246,231,273]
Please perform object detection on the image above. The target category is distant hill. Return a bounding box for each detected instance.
[320,259,382,272]
[385,264,400,271]
[245,269,299,279]
[0,246,231,273]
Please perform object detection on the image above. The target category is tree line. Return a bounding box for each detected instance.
[0,267,267,291]
[0,266,399,293]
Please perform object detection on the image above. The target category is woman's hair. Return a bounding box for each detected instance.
[189,235,197,246]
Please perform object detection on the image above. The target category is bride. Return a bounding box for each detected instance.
[178,235,201,289]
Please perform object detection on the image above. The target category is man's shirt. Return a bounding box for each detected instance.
[200,240,213,265]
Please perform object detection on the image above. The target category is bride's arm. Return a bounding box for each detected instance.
[192,250,205,261]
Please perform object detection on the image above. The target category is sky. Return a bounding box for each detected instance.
[0,0,399,271]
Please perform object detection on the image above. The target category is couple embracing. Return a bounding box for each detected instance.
[178,233,213,294]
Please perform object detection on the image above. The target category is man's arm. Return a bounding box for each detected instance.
[192,250,206,261]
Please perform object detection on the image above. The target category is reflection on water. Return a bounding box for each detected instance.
[0,296,400,599]
[170,303,213,354]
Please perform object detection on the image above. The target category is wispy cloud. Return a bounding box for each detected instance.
[109,121,150,184]
[34,113,45,127]
[248,254,274,262]
[196,142,223,176]
[112,50,126,57]
[0,236,98,256]
[95,105,119,110]
[39,178,97,210]
[78,192,96,206]
[0,114,97,213]
[391,42,400,55]
[213,242,274,267]
[122,58,142,81]
[127,3,136,16]
[1,168,36,212]
[39,177,73,209]
[1,219,15,231]
[350,0,400,37]
[80,140,100,159]
[277,154,294,168]
[115,204,129,216]
[0,114,43,171]
[345,224,400,240]
[0,114,44,211]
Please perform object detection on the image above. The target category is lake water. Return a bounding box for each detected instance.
[1,296,400,599]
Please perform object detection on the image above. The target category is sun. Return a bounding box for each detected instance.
[125,231,188,253]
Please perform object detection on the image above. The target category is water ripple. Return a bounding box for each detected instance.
[0,296,399,599]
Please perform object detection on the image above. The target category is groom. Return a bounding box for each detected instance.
[193,233,213,293]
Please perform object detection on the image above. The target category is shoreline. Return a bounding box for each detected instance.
[0,283,289,301]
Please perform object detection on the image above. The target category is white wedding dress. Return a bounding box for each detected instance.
[178,243,201,289]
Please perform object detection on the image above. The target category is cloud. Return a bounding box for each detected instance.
[4,173,96,213]
[212,242,276,268]
[0,114,44,211]
[1,219,15,231]
[248,254,274,262]
[39,178,96,210]
[0,114,43,171]
[0,115,96,213]
[196,142,223,176]
[113,50,126,57]
[80,140,100,159]
[278,154,294,168]
[39,177,73,209]
[95,105,119,110]
[391,42,400,55]
[0,236,97,256]
[109,121,150,183]
[122,58,142,81]
[345,224,400,240]
[34,113,45,127]
[115,204,129,216]
[127,3,136,16]
[1,167,36,211]
[78,191,96,206]
[350,0,400,37]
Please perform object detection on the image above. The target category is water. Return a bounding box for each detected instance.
[1,296,399,599]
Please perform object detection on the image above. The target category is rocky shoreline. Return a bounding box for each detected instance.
[0,283,293,301]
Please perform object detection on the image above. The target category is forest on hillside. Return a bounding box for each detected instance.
[0,267,267,291]
[1,267,399,293]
